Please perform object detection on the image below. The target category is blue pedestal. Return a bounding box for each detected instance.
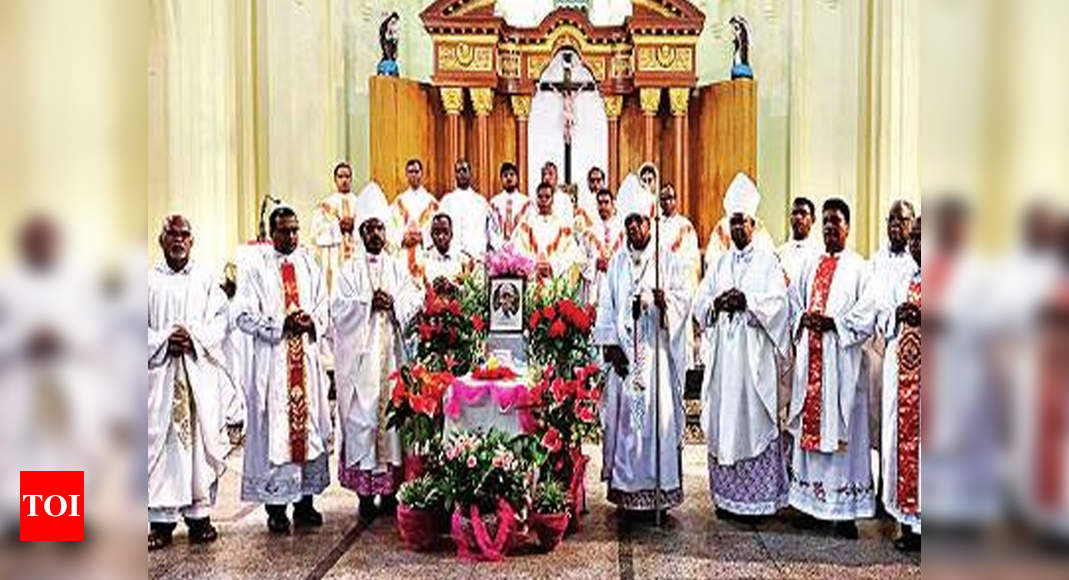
[731,64,753,80]
[377,60,399,77]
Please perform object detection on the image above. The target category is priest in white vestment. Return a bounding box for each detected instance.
[658,184,701,368]
[488,162,531,251]
[331,190,423,521]
[236,206,331,534]
[776,197,822,287]
[148,215,228,549]
[312,162,359,292]
[389,158,439,285]
[864,201,917,453]
[786,198,876,537]
[439,158,490,260]
[923,199,1002,526]
[657,185,700,291]
[693,183,790,518]
[540,161,575,225]
[774,197,820,425]
[594,186,688,515]
[573,166,606,235]
[580,187,623,306]
[420,213,474,288]
[877,216,922,552]
[516,181,583,283]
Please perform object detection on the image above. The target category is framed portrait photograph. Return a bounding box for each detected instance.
[488,276,524,333]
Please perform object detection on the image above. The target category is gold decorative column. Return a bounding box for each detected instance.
[603,95,623,191]
[510,95,532,194]
[639,88,661,164]
[668,87,689,214]
[470,87,494,193]
[440,87,465,172]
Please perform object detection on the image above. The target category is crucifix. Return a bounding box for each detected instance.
[538,50,597,185]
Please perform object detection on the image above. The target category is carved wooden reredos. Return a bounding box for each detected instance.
[420,0,705,94]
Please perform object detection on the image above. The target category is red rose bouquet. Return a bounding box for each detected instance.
[527,298,597,379]
[409,278,485,375]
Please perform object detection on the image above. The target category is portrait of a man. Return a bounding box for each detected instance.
[489,278,523,332]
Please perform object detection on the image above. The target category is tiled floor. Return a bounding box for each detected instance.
[149,444,921,579]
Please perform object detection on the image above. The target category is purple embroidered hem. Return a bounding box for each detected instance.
[709,435,789,516]
[338,450,403,496]
[607,487,684,512]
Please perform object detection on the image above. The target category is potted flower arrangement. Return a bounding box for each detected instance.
[528,363,602,529]
[409,277,486,375]
[439,429,533,561]
[396,475,444,551]
[529,477,570,552]
[526,291,597,380]
[386,363,454,480]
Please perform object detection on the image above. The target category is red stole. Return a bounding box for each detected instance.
[800,254,839,451]
[896,278,922,513]
[1036,284,1069,510]
[280,260,308,462]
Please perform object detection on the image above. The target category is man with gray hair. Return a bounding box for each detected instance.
[148,215,229,549]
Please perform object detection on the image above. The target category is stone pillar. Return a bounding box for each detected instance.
[470,87,494,193]
[668,87,689,214]
[603,95,623,192]
[639,88,661,164]
[440,87,465,172]
[510,95,532,194]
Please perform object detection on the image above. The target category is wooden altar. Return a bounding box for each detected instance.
[369,0,756,247]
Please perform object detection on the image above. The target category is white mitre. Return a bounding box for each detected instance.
[615,174,654,221]
[723,172,760,218]
[616,174,656,220]
[356,182,390,226]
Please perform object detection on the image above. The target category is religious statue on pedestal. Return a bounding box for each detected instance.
[377,12,400,77]
[730,15,753,80]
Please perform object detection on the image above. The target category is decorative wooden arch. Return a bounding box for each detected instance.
[420,0,703,195]
[367,2,756,250]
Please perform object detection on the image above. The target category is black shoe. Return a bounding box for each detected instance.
[893,528,921,552]
[379,494,398,516]
[833,520,859,540]
[185,517,218,544]
[266,505,291,534]
[358,495,377,523]
[148,522,176,551]
[293,495,323,528]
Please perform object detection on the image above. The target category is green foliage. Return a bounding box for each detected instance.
[437,429,535,513]
[532,477,568,515]
[397,475,444,511]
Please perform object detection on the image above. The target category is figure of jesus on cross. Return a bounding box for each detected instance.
[538,49,597,185]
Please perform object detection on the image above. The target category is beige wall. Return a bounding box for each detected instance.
[150,0,1060,270]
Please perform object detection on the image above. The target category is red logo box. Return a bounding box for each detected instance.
[20,471,84,541]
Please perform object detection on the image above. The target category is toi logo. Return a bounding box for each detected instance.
[20,471,84,541]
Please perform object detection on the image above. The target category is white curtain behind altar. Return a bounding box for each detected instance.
[527,50,608,193]
[494,0,631,28]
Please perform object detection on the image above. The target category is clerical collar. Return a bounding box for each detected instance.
[273,248,296,260]
[731,243,754,260]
